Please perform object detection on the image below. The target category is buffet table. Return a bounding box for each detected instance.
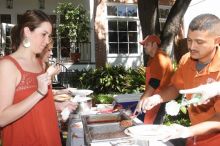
[66,112,174,146]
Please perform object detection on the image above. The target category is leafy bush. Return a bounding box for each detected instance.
[92,94,115,104]
[70,64,145,94]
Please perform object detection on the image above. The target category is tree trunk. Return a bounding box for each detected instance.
[138,0,160,66]
[160,0,191,56]
[138,0,160,37]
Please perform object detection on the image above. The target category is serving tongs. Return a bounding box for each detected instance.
[180,94,202,107]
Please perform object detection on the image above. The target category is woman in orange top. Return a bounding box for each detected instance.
[0,10,62,146]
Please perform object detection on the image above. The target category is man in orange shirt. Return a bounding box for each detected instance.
[138,14,220,146]
[134,35,174,124]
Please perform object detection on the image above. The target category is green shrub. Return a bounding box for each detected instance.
[70,64,145,94]
[92,94,115,104]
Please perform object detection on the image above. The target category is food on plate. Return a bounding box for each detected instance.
[120,119,133,128]
[113,104,123,112]
[54,94,71,102]
[96,104,114,113]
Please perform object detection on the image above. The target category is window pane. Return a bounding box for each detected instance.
[49,15,57,24]
[128,32,137,42]
[118,21,127,31]
[107,6,117,16]
[109,43,118,54]
[119,32,128,42]
[109,32,118,42]
[127,6,137,17]
[159,9,170,19]
[1,14,11,23]
[118,5,126,16]
[128,21,137,31]
[129,43,138,53]
[119,43,128,54]
[61,37,70,57]
[108,21,117,31]
[17,15,22,24]
[160,21,165,30]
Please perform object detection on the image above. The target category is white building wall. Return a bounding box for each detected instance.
[183,0,220,37]
[0,0,90,24]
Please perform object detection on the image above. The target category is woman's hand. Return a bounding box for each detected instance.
[46,64,61,77]
[36,73,51,97]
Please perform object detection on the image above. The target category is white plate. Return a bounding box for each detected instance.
[67,87,77,93]
[71,96,92,102]
[70,89,93,96]
[124,125,170,140]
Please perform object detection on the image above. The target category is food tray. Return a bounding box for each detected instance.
[81,112,137,145]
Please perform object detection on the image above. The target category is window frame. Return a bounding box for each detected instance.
[106,3,141,57]
[158,5,171,31]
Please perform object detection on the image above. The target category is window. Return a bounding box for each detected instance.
[107,4,139,55]
[159,5,171,30]
[0,14,11,23]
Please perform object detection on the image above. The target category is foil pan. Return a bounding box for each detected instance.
[81,112,137,145]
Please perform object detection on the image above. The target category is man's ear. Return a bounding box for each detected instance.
[152,42,158,49]
[215,36,220,44]
[23,27,31,37]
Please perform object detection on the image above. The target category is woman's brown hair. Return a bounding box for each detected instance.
[10,9,53,50]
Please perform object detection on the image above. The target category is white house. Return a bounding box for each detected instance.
[183,0,220,37]
[1,0,195,71]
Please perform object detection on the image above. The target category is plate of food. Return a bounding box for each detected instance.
[124,125,171,140]
[54,94,72,102]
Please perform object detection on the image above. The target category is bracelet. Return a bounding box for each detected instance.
[37,90,45,96]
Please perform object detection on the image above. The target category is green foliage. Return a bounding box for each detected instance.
[92,94,115,104]
[163,111,190,126]
[70,64,145,94]
[54,2,90,44]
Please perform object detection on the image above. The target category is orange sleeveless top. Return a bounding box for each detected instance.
[1,56,62,146]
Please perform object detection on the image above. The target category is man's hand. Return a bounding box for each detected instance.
[133,94,163,114]
[179,82,220,105]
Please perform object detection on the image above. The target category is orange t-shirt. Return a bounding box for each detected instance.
[144,49,174,124]
[1,56,62,146]
[171,49,220,146]
[146,49,174,90]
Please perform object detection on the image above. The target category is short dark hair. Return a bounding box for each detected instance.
[189,14,220,35]
[11,9,52,50]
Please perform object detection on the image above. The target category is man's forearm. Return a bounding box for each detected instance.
[141,85,155,99]
[158,85,179,102]
[189,120,220,136]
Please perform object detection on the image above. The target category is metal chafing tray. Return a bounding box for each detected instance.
[81,112,138,145]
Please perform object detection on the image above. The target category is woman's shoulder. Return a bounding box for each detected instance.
[0,56,19,72]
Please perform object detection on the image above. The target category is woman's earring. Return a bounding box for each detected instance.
[23,38,30,48]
